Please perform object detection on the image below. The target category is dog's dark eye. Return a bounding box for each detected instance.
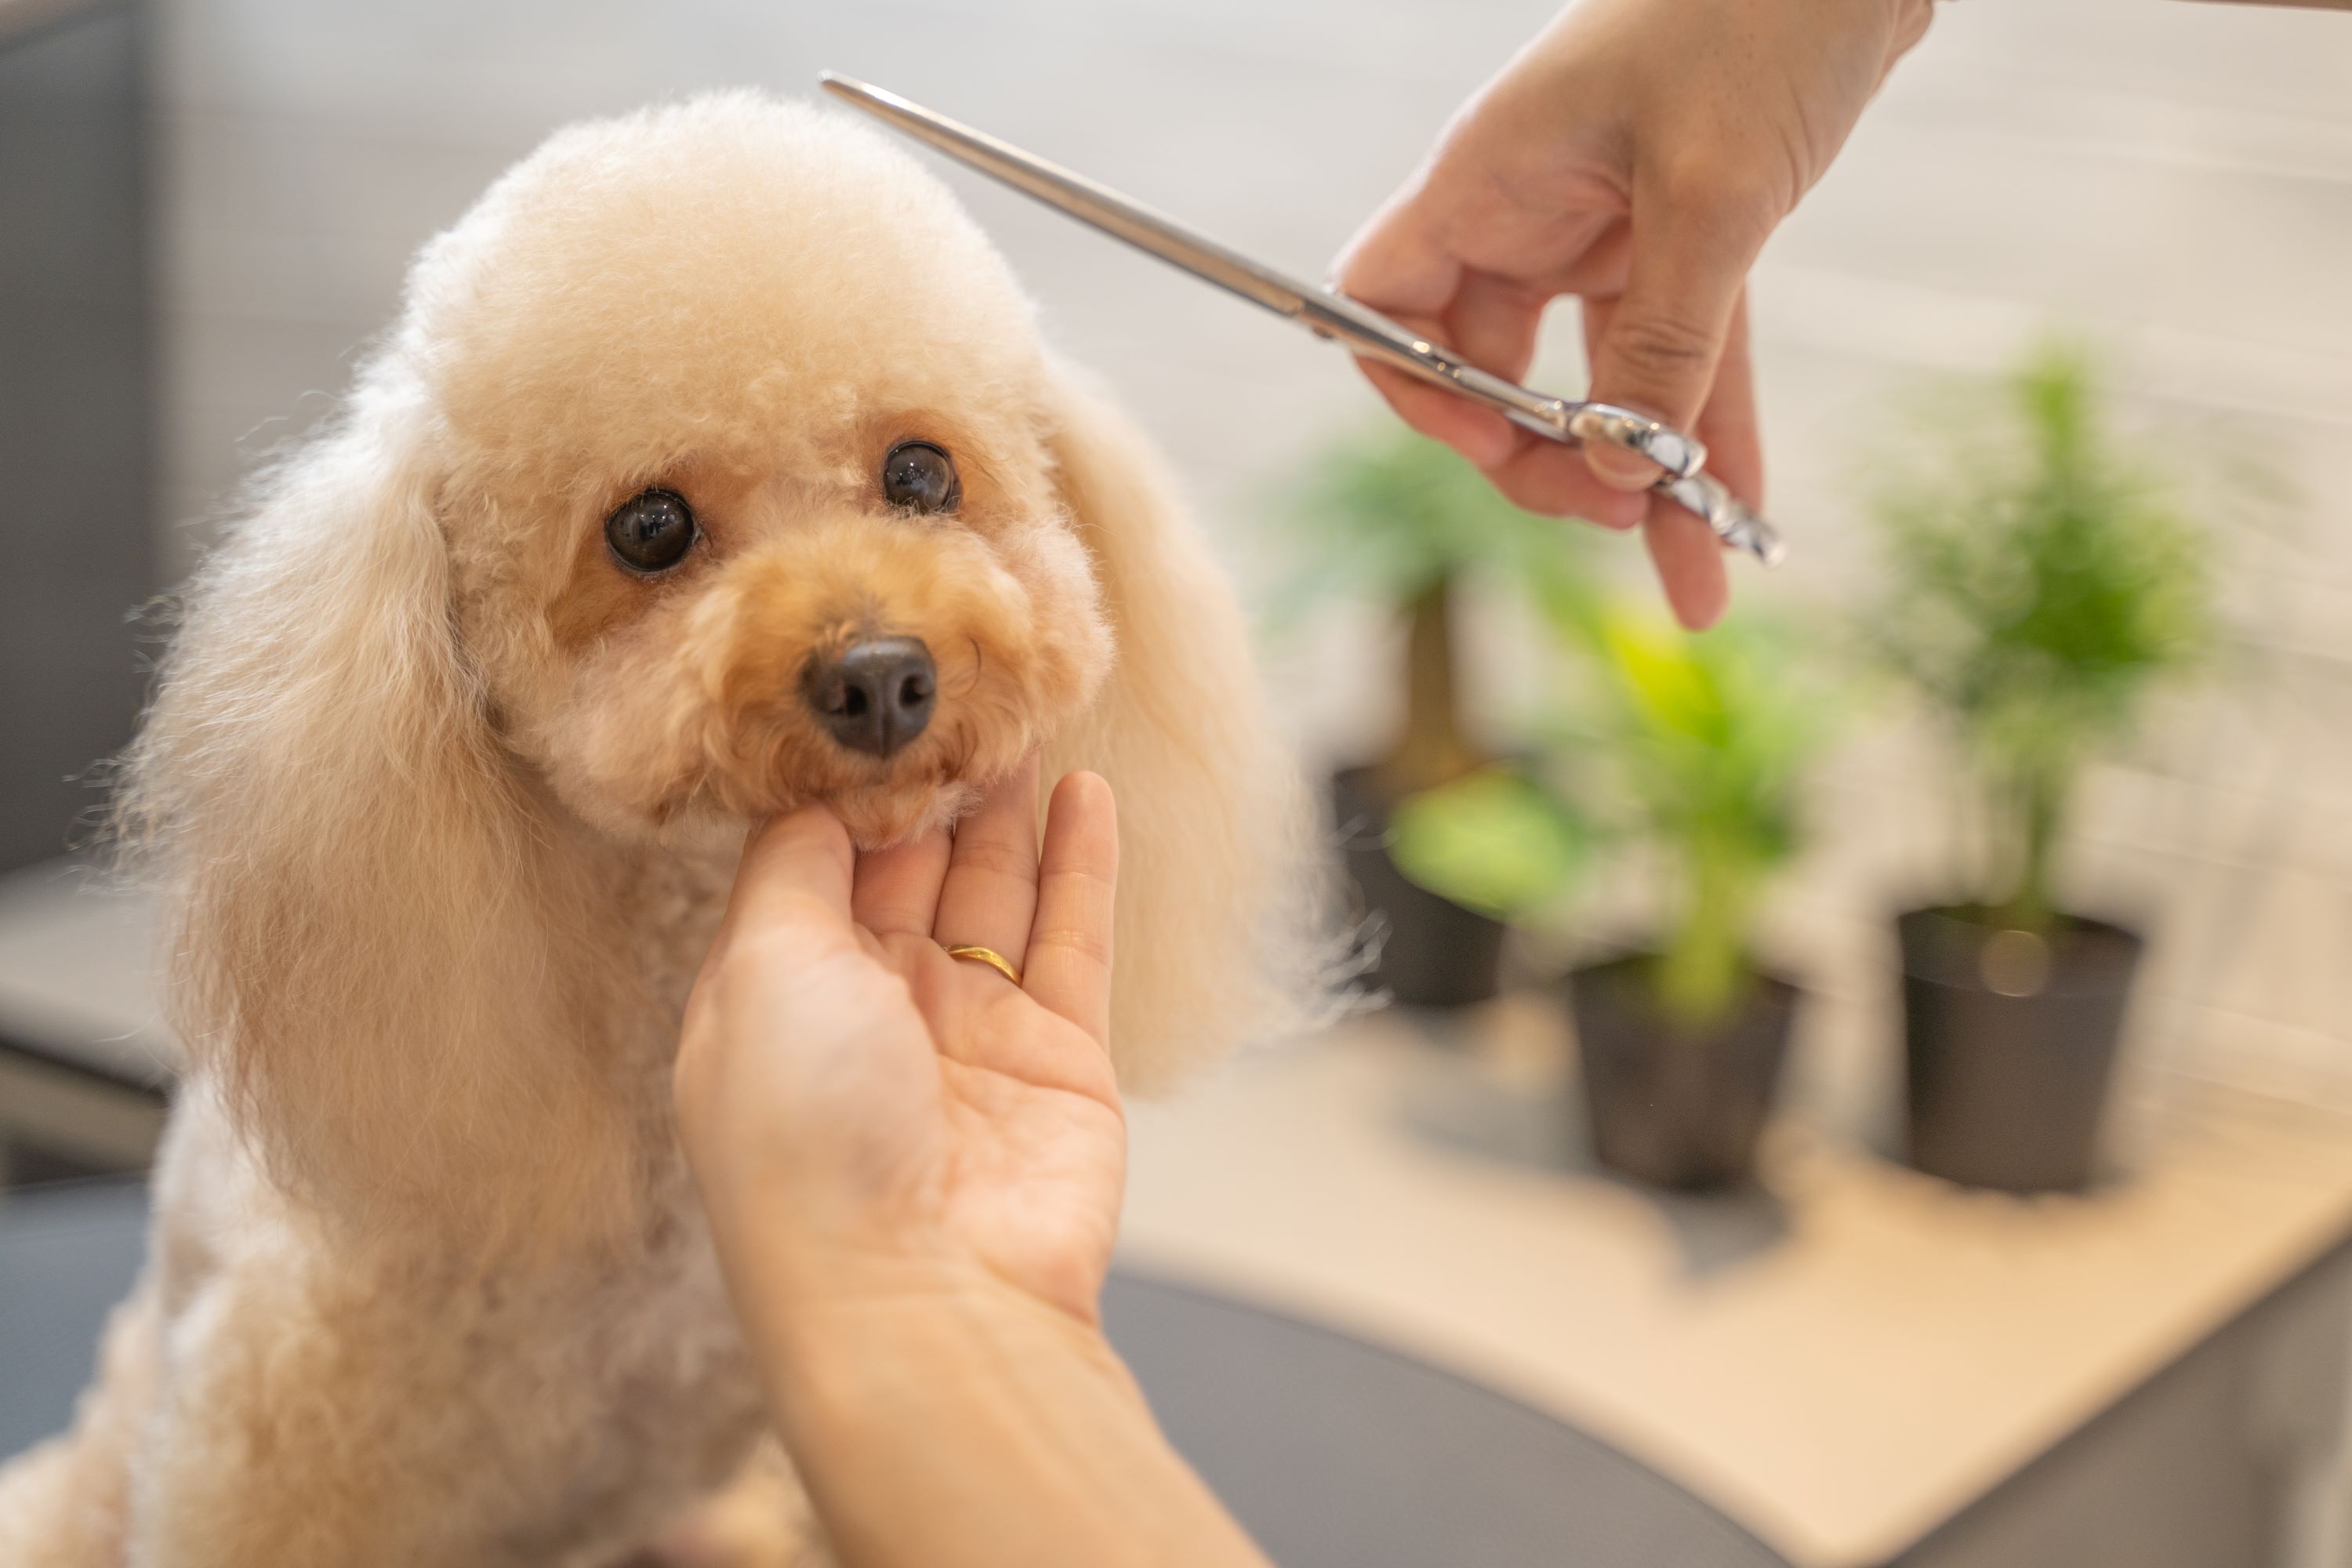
[605,488,698,573]
[880,441,960,514]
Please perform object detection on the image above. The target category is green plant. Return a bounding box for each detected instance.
[1864,344,2212,932]
[1276,427,1588,800]
[1582,608,1820,1024]
[1392,597,1824,1029]
[1387,766,1588,923]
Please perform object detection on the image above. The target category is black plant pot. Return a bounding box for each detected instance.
[1566,956,1798,1191]
[1898,907,2146,1194]
[1330,766,1508,1010]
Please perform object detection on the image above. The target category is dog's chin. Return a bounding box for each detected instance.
[822,775,982,850]
[612,718,1031,849]
[630,775,974,853]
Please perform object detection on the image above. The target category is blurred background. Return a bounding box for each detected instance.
[4,0,2352,1564]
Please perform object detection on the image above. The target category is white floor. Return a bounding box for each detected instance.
[153,0,2352,1100]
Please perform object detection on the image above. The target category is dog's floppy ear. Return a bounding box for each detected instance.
[122,376,637,1254]
[1038,361,1335,1090]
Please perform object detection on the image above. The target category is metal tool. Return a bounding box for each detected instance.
[818,72,1783,566]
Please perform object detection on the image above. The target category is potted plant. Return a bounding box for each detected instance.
[1389,590,1826,1189]
[1279,428,1587,1007]
[1863,345,2213,1192]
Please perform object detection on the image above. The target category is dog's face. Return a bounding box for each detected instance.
[409,97,1111,845]
[136,94,1317,1243]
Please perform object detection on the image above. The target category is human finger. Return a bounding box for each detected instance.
[1335,193,1523,469]
[934,753,1042,975]
[1356,358,1519,470]
[1437,270,1645,528]
[1483,432,1647,529]
[851,827,952,939]
[1640,291,1757,630]
[1693,290,1764,512]
[1439,269,1548,383]
[1023,771,1119,1048]
[1582,182,1769,492]
[719,805,855,941]
[1643,504,1732,631]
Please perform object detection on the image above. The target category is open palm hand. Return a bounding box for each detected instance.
[676,758,1125,1327]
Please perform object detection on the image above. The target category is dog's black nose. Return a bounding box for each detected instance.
[804,637,936,758]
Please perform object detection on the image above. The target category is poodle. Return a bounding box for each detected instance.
[0,91,1324,1566]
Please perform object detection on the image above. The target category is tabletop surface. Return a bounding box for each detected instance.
[1119,1007,2352,1568]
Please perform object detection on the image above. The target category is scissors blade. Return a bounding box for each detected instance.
[818,75,1582,434]
[818,73,1781,566]
[820,75,1315,321]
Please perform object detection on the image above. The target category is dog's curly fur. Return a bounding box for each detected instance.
[0,93,1327,1566]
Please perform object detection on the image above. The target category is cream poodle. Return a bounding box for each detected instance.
[0,92,1325,1566]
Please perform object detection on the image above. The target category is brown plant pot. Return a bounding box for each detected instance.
[1566,956,1798,1191]
[1330,766,1507,1011]
[1898,906,2146,1194]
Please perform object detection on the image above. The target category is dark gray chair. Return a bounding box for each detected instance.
[1,1181,1791,1567]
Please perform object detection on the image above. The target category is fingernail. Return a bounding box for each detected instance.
[1586,444,1661,491]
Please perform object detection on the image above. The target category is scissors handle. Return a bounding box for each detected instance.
[1301,290,1707,479]
[1307,291,1780,564]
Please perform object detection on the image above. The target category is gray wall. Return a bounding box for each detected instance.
[0,0,154,873]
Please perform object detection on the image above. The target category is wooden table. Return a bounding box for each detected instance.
[1121,1006,2352,1567]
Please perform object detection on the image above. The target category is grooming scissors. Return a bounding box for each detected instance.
[819,72,1782,566]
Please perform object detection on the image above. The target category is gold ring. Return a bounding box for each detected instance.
[944,944,1022,985]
